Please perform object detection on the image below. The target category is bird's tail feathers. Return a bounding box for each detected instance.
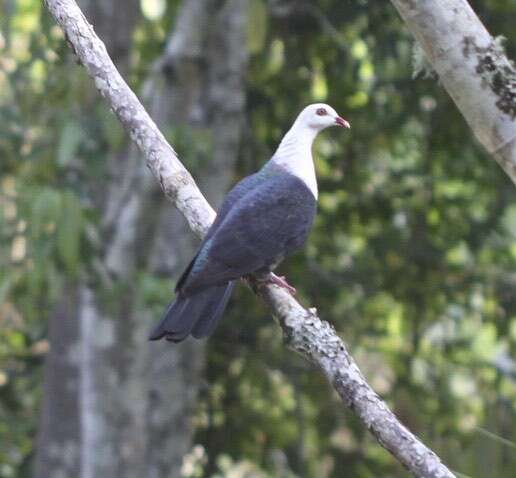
[148,282,235,342]
[191,281,235,338]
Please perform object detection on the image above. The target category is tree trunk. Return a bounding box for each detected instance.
[145,2,248,473]
[34,2,140,476]
[35,0,247,476]
[34,285,81,476]
[390,0,516,183]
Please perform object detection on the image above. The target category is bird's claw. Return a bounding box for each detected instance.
[242,273,297,295]
[269,273,297,295]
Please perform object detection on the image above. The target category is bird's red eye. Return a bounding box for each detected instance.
[316,108,327,116]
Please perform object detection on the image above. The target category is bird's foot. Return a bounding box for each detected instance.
[269,273,297,295]
[242,273,296,295]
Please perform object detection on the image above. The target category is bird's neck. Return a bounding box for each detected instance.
[270,124,318,199]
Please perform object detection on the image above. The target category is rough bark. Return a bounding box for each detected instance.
[391,0,516,184]
[44,0,455,476]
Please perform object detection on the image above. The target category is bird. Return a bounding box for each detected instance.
[149,103,350,342]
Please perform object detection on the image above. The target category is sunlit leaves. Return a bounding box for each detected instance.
[1,0,516,476]
[29,188,61,242]
[140,0,166,21]
[56,190,83,274]
[346,91,368,108]
[267,39,284,75]
[247,0,267,54]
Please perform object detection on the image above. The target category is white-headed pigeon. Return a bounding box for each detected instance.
[149,103,350,342]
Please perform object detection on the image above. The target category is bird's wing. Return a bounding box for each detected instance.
[175,173,263,291]
[205,173,263,241]
[181,172,316,292]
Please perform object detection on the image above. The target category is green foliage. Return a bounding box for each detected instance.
[247,0,267,54]
[0,3,95,473]
[1,0,516,477]
[198,1,516,477]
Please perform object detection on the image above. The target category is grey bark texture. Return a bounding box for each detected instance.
[391,0,516,183]
[34,285,81,477]
[37,0,247,477]
[44,0,455,476]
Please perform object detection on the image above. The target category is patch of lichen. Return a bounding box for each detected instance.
[463,35,516,119]
[411,41,438,81]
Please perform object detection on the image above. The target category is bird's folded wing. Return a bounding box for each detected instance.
[182,173,316,292]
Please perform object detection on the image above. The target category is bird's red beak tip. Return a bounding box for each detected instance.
[335,116,350,129]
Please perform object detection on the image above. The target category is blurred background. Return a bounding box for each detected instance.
[1,0,516,477]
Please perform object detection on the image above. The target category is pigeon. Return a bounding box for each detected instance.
[149,103,349,342]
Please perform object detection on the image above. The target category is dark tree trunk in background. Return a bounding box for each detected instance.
[146,2,248,473]
[34,285,81,476]
[81,0,140,74]
[34,2,140,476]
[34,0,247,476]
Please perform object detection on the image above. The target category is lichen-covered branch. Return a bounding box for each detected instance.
[44,0,455,476]
[391,0,516,184]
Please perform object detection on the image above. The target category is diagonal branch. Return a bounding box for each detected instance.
[44,1,455,476]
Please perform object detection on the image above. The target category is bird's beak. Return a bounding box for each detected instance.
[335,116,350,128]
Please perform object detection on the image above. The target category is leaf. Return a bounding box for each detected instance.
[28,240,48,296]
[57,190,82,274]
[141,0,166,20]
[502,204,516,237]
[25,188,62,294]
[30,187,61,239]
[247,0,267,54]
[57,120,83,166]
[267,39,284,74]
[99,108,125,150]
[311,68,328,101]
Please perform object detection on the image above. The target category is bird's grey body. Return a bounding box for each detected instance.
[149,103,349,342]
[149,165,316,342]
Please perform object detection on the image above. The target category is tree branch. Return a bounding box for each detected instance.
[44,1,455,476]
[391,0,516,184]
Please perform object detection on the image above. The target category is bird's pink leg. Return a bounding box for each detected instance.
[241,273,297,295]
[269,273,297,295]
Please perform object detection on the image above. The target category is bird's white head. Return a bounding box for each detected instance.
[295,103,350,132]
[271,103,349,199]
